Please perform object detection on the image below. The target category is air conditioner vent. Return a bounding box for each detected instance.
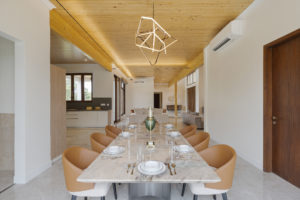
[134,80,144,83]
[213,37,231,51]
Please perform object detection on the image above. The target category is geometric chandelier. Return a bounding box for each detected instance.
[135,1,177,65]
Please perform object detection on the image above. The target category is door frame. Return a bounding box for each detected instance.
[263,28,300,172]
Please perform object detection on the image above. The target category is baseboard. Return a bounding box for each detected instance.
[211,138,263,171]
[14,161,52,184]
[52,154,62,164]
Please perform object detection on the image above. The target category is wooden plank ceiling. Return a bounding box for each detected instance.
[50,0,253,84]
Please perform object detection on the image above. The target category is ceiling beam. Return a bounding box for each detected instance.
[168,52,204,86]
[50,9,113,71]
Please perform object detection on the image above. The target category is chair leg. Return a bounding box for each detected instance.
[71,195,76,200]
[222,193,228,200]
[113,183,117,200]
[84,197,87,200]
[193,195,198,200]
[213,194,216,200]
[181,183,186,196]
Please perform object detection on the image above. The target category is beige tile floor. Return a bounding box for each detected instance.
[0,170,13,193]
[0,118,300,199]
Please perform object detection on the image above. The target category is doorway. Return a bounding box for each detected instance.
[0,35,15,192]
[154,92,162,109]
[264,29,300,188]
[187,86,196,112]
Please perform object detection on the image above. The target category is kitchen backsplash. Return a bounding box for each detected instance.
[67,97,112,110]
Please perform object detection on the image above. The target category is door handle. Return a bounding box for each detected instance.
[272,116,277,125]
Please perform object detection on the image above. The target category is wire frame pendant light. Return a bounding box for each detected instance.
[135,0,177,65]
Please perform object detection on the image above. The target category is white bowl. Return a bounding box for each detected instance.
[138,161,166,176]
[103,146,124,155]
[121,131,130,137]
[174,145,193,153]
[168,131,180,137]
[165,124,173,129]
[128,124,137,129]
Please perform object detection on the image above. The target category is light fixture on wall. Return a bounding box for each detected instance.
[135,0,177,65]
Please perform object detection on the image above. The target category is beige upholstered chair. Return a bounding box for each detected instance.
[62,146,117,200]
[186,132,210,152]
[105,125,122,139]
[181,144,237,200]
[179,125,197,138]
[90,133,113,153]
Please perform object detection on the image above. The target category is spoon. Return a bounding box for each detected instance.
[127,163,131,173]
[171,163,177,175]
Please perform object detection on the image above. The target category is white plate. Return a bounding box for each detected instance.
[103,146,125,155]
[174,145,193,153]
[167,131,180,137]
[121,131,131,138]
[140,161,163,172]
[128,124,137,129]
[138,161,166,176]
[165,124,173,129]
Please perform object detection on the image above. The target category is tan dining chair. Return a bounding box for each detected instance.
[186,132,210,152]
[179,125,197,138]
[181,144,236,200]
[62,146,117,200]
[105,125,122,139]
[90,133,113,153]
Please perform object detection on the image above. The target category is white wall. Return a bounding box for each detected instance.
[0,0,51,183]
[205,0,300,170]
[126,77,154,114]
[57,64,113,98]
[154,78,186,110]
[0,36,14,113]
[198,66,204,114]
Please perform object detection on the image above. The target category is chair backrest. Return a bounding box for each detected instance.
[187,132,210,152]
[105,125,122,136]
[90,133,113,153]
[180,125,197,136]
[62,146,99,192]
[200,144,236,190]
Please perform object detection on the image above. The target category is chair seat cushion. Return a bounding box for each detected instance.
[188,182,228,195]
[70,183,111,197]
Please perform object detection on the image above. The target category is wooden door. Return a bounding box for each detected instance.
[51,65,66,160]
[187,86,195,112]
[271,33,300,187]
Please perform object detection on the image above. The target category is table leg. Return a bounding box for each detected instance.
[129,183,171,200]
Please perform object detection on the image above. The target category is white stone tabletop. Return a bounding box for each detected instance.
[78,124,220,184]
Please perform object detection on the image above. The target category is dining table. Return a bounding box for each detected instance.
[78,123,220,200]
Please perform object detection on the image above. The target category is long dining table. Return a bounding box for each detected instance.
[78,123,220,200]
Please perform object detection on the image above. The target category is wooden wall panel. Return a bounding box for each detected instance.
[51,65,67,160]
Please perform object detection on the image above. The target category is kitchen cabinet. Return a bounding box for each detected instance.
[66,110,110,127]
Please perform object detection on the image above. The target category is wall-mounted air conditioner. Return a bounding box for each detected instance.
[210,20,244,52]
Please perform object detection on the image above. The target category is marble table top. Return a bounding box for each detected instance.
[78,124,220,184]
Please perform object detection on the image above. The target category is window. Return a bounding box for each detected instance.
[66,73,93,101]
[187,71,196,85]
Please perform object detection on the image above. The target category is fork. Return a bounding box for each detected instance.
[131,163,136,175]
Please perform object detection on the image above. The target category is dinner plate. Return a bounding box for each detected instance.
[128,124,137,129]
[167,131,180,137]
[121,131,131,138]
[165,124,173,129]
[174,145,193,153]
[103,146,125,155]
[138,161,166,176]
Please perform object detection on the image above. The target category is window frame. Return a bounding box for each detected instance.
[66,73,93,102]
